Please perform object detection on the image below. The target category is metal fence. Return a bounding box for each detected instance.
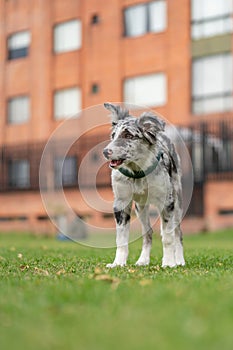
[0,119,232,216]
[0,134,111,192]
[178,119,233,216]
[188,119,233,182]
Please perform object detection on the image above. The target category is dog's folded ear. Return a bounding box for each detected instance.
[138,112,165,144]
[104,103,129,125]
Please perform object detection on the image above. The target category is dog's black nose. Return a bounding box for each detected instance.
[103,148,113,159]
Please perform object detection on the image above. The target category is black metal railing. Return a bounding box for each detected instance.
[0,134,111,192]
[178,119,233,216]
[0,120,232,216]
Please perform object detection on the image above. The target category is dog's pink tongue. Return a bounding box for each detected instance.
[110,160,123,167]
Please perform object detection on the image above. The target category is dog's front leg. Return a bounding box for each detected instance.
[106,200,132,268]
[135,204,153,266]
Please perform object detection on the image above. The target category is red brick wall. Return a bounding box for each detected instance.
[205,180,233,231]
[0,0,193,147]
[0,0,233,233]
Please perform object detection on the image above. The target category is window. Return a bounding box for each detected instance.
[54,19,82,53]
[192,53,233,114]
[8,31,30,60]
[8,160,30,189]
[148,1,167,33]
[191,0,233,39]
[124,4,147,37]
[7,96,30,124]
[54,156,77,187]
[124,73,167,107]
[54,87,81,120]
[124,1,167,37]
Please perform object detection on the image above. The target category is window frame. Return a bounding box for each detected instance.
[7,95,30,125]
[54,156,78,188]
[123,72,167,107]
[53,18,82,54]
[8,159,30,189]
[7,30,31,60]
[123,0,167,38]
[123,3,148,37]
[191,52,233,115]
[53,86,82,120]
[191,0,233,39]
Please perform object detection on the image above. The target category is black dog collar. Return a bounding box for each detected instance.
[117,151,163,179]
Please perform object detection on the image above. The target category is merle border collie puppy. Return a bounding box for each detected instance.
[103,103,185,268]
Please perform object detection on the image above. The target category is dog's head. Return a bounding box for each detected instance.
[103,103,165,169]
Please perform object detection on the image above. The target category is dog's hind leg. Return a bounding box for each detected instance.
[160,210,176,268]
[106,200,132,268]
[161,194,185,267]
[175,225,185,266]
[160,216,185,267]
[173,189,185,266]
[135,204,153,266]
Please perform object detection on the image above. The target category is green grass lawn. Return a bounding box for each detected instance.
[0,229,233,350]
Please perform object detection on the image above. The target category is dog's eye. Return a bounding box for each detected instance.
[124,132,134,139]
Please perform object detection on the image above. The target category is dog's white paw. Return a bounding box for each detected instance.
[106,263,117,268]
[135,258,150,266]
[162,263,177,268]
[175,258,185,266]
[162,257,177,268]
[106,262,126,268]
[162,258,185,268]
[175,247,185,266]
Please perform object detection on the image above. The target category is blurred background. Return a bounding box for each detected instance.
[0,0,233,235]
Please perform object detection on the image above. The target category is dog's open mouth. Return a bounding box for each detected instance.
[109,159,125,168]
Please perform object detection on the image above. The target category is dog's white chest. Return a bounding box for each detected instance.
[131,174,168,207]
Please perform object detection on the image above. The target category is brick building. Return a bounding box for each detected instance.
[0,0,233,233]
